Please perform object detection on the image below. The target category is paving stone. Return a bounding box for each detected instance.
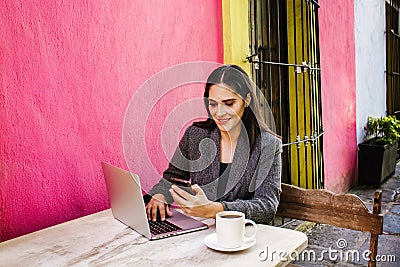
[383,213,400,234]
[381,203,394,214]
[359,234,400,267]
[381,189,397,203]
[391,204,400,214]
[381,176,400,191]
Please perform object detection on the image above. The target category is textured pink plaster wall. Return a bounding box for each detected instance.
[0,0,222,241]
[319,1,357,193]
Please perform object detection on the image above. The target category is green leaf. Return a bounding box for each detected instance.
[365,115,400,145]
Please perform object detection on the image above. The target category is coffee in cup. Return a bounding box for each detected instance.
[216,211,257,248]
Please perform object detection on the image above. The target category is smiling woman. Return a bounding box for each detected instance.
[208,85,249,140]
[208,85,249,164]
[146,65,282,224]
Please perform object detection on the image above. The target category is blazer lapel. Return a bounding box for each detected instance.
[198,127,220,201]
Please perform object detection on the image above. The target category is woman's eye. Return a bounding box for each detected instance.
[225,102,234,107]
[208,102,217,107]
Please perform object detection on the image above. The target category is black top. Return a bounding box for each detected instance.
[217,162,231,200]
[219,162,230,176]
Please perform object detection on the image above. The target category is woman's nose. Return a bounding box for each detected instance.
[216,104,226,116]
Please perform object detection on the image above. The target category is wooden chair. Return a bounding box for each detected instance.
[276,183,384,267]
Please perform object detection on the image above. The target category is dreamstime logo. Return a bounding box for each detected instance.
[336,238,347,249]
[122,61,276,200]
[258,238,397,263]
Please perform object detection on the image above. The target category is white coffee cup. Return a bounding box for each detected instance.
[216,211,257,248]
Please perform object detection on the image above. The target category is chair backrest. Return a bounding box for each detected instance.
[276,183,383,267]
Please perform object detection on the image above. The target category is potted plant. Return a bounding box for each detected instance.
[358,115,400,186]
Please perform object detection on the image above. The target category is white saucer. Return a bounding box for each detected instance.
[204,233,256,252]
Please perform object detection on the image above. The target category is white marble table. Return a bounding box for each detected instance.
[0,209,307,266]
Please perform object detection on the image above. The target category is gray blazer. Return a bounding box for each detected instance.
[149,124,282,224]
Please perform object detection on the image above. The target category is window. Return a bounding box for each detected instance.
[386,0,400,118]
[248,0,324,189]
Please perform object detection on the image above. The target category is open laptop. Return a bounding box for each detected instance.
[101,162,208,240]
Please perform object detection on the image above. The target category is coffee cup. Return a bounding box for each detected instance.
[216,211,257,248]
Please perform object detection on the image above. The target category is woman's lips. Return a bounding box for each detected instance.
[216,118,230,125]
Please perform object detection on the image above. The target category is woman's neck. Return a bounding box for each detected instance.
[219,128,241,163]
[220,127,241,144]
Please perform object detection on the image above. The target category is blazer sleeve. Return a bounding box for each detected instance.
[220,136,282,224]
[147,126,192,204]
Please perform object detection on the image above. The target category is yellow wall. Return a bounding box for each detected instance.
[222,0,251,74]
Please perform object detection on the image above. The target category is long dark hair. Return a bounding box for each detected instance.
[194,64,270,150]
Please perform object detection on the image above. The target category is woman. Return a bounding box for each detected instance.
[146,64,282,224]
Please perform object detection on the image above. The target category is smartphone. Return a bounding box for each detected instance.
[170,178,191,187]
[169,178,195,195]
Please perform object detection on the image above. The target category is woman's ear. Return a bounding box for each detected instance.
[245,93,251,106]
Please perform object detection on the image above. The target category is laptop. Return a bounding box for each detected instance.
[101,162,208,240]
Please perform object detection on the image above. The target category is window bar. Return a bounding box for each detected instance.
[315,1,323,188]
[277,1,285,142]
[265,0,271,130]
[309,2,317,190]
[267,0,273,128]
[312,0,324,188]
[314,5,321,189]
[253,0,258,85]
[391,23,400,114]
[391,4,393,115]
[305,0,315,190]
[248,59,321,71]
[261,0,267,121]
[310,1,319,189]
[281,131,324,147]
[292,0,302,187]
[312,3,320,189]
[264,0,270,122]
[300,0,309,189]
[389,0,392,114]
[277,1,287,226]
[396,4,399,113]
[396,0,399,115]
[276,0,287,226]
[396,32,399,115]
[257,0,263,105]
[254,0,260,107]
[390,41,393,115]
[276,1,290,225]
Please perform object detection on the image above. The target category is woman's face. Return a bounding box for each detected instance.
[208,84,250,135]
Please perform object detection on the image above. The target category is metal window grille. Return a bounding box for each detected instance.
[248,0,324,193]
[386,0,400,118]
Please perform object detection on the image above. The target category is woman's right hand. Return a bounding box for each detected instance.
[145,193,173,221]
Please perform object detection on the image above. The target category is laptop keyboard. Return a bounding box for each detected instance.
[148,220,182,235]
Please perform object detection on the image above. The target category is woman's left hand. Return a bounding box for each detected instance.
[169,184,223,218]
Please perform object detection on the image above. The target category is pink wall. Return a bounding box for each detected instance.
[0,0,223,241]
[319,1,357,193]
